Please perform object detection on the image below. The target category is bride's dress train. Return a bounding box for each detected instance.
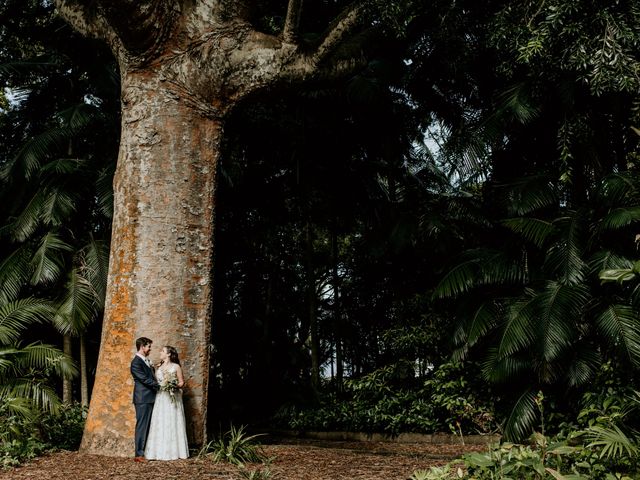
[144,364,189,460]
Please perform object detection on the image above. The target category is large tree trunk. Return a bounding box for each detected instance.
[55,0,370,457]
[80,72,220,455]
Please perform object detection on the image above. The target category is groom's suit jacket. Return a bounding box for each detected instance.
[130,356,158,404]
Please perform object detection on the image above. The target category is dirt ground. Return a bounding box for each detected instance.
[0,438,487,480]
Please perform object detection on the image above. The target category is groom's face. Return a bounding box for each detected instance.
[141,344,152,357]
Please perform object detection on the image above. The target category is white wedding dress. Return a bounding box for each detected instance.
[144,364,189,460]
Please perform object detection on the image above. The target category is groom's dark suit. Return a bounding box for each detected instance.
[131,355,158,457]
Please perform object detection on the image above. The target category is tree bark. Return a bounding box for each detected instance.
[53,0,372,457]
[79,72,219,455]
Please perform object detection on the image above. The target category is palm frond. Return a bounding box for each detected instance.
[434,249,526,299]
[3,126,70,181]
[433,257,480,299]
[479,250,528,287]
[40,157,87,175]
[565,345,600,387]
[0,379,61,414]
[8,189,45,241]
[30,231,73,286]
[596,172,640,207]
[40,188,78,226]
[586,424,638,459]
[481,347,530,383]
[501,217,555,248]
[464,301,502,348]
[0,346,24,377]
[497,295,538,358]
[1,397,33,419]
[493,82,541,125]
[0,298,55,344]
[0,54,64,77]
[535,282,588,362]
[14,342,77,379]
[544,213,586,286]
[0,245,32,303]
[79,237,110,304]
[588,250,634,277]
[595,304,640,368]
[501,176,557,216]
[598,207,640,232]
[95,165,114,218]
[503,389,539,441]
[57,102,98,131]
[53,268,98,335]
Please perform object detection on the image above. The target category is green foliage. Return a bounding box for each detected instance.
[37,403,87,451]
[273,361,498,436]
[434,170,640,440]
[0,298,77,415]
[0,401,86,468]
[414,381,640,479]
[238,462,276,480]
[198,425,268,466]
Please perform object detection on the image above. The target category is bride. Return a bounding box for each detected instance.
[144,345,189,460]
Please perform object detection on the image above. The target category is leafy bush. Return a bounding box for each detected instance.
[38,403,87,451]
[411,386,640,479]
[0,436,48,469]
[0,402,87,468]
[273,360,499,436]
[0,403,46,469]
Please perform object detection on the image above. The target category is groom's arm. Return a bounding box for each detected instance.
[130,360,159,390]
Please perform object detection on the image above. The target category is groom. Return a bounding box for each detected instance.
[131,336,159,461]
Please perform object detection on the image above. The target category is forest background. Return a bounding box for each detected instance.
[1,0,640,475]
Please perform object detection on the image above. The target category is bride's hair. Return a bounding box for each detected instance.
[164,345,180,365]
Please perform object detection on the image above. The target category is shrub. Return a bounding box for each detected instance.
[38,403,87,451]
[199,424,268,466]
[272,360,499,436]
[0,402,87,468]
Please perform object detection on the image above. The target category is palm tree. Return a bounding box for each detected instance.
[0,297,76,417]
[434,172,640,439]
[0,0,117,406]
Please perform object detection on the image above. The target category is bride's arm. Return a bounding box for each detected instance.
[176,364,185,388]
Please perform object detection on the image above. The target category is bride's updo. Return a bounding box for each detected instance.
[164,345,180,365]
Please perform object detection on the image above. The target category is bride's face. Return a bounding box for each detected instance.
[160,348,168,361]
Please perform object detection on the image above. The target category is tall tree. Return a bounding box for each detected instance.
[52,0,397,455]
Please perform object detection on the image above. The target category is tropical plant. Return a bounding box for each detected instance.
[0,298,76,415]
[434,171,640,440]
[198,425,268,466]
[0,0,117,406]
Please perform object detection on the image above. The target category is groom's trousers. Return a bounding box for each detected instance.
[134,402,154,457]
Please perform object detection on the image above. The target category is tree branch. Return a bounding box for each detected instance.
[99,1,178,58]
[56,0,178,61]
[312,2,364,65]
[53,0,114,44]
[283,0,304,44]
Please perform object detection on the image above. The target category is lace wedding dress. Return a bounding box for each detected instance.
[144,364,189,460]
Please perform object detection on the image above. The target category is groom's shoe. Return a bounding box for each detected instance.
[134,456,146,463]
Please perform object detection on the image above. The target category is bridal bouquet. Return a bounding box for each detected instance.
[159,369,180,405]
